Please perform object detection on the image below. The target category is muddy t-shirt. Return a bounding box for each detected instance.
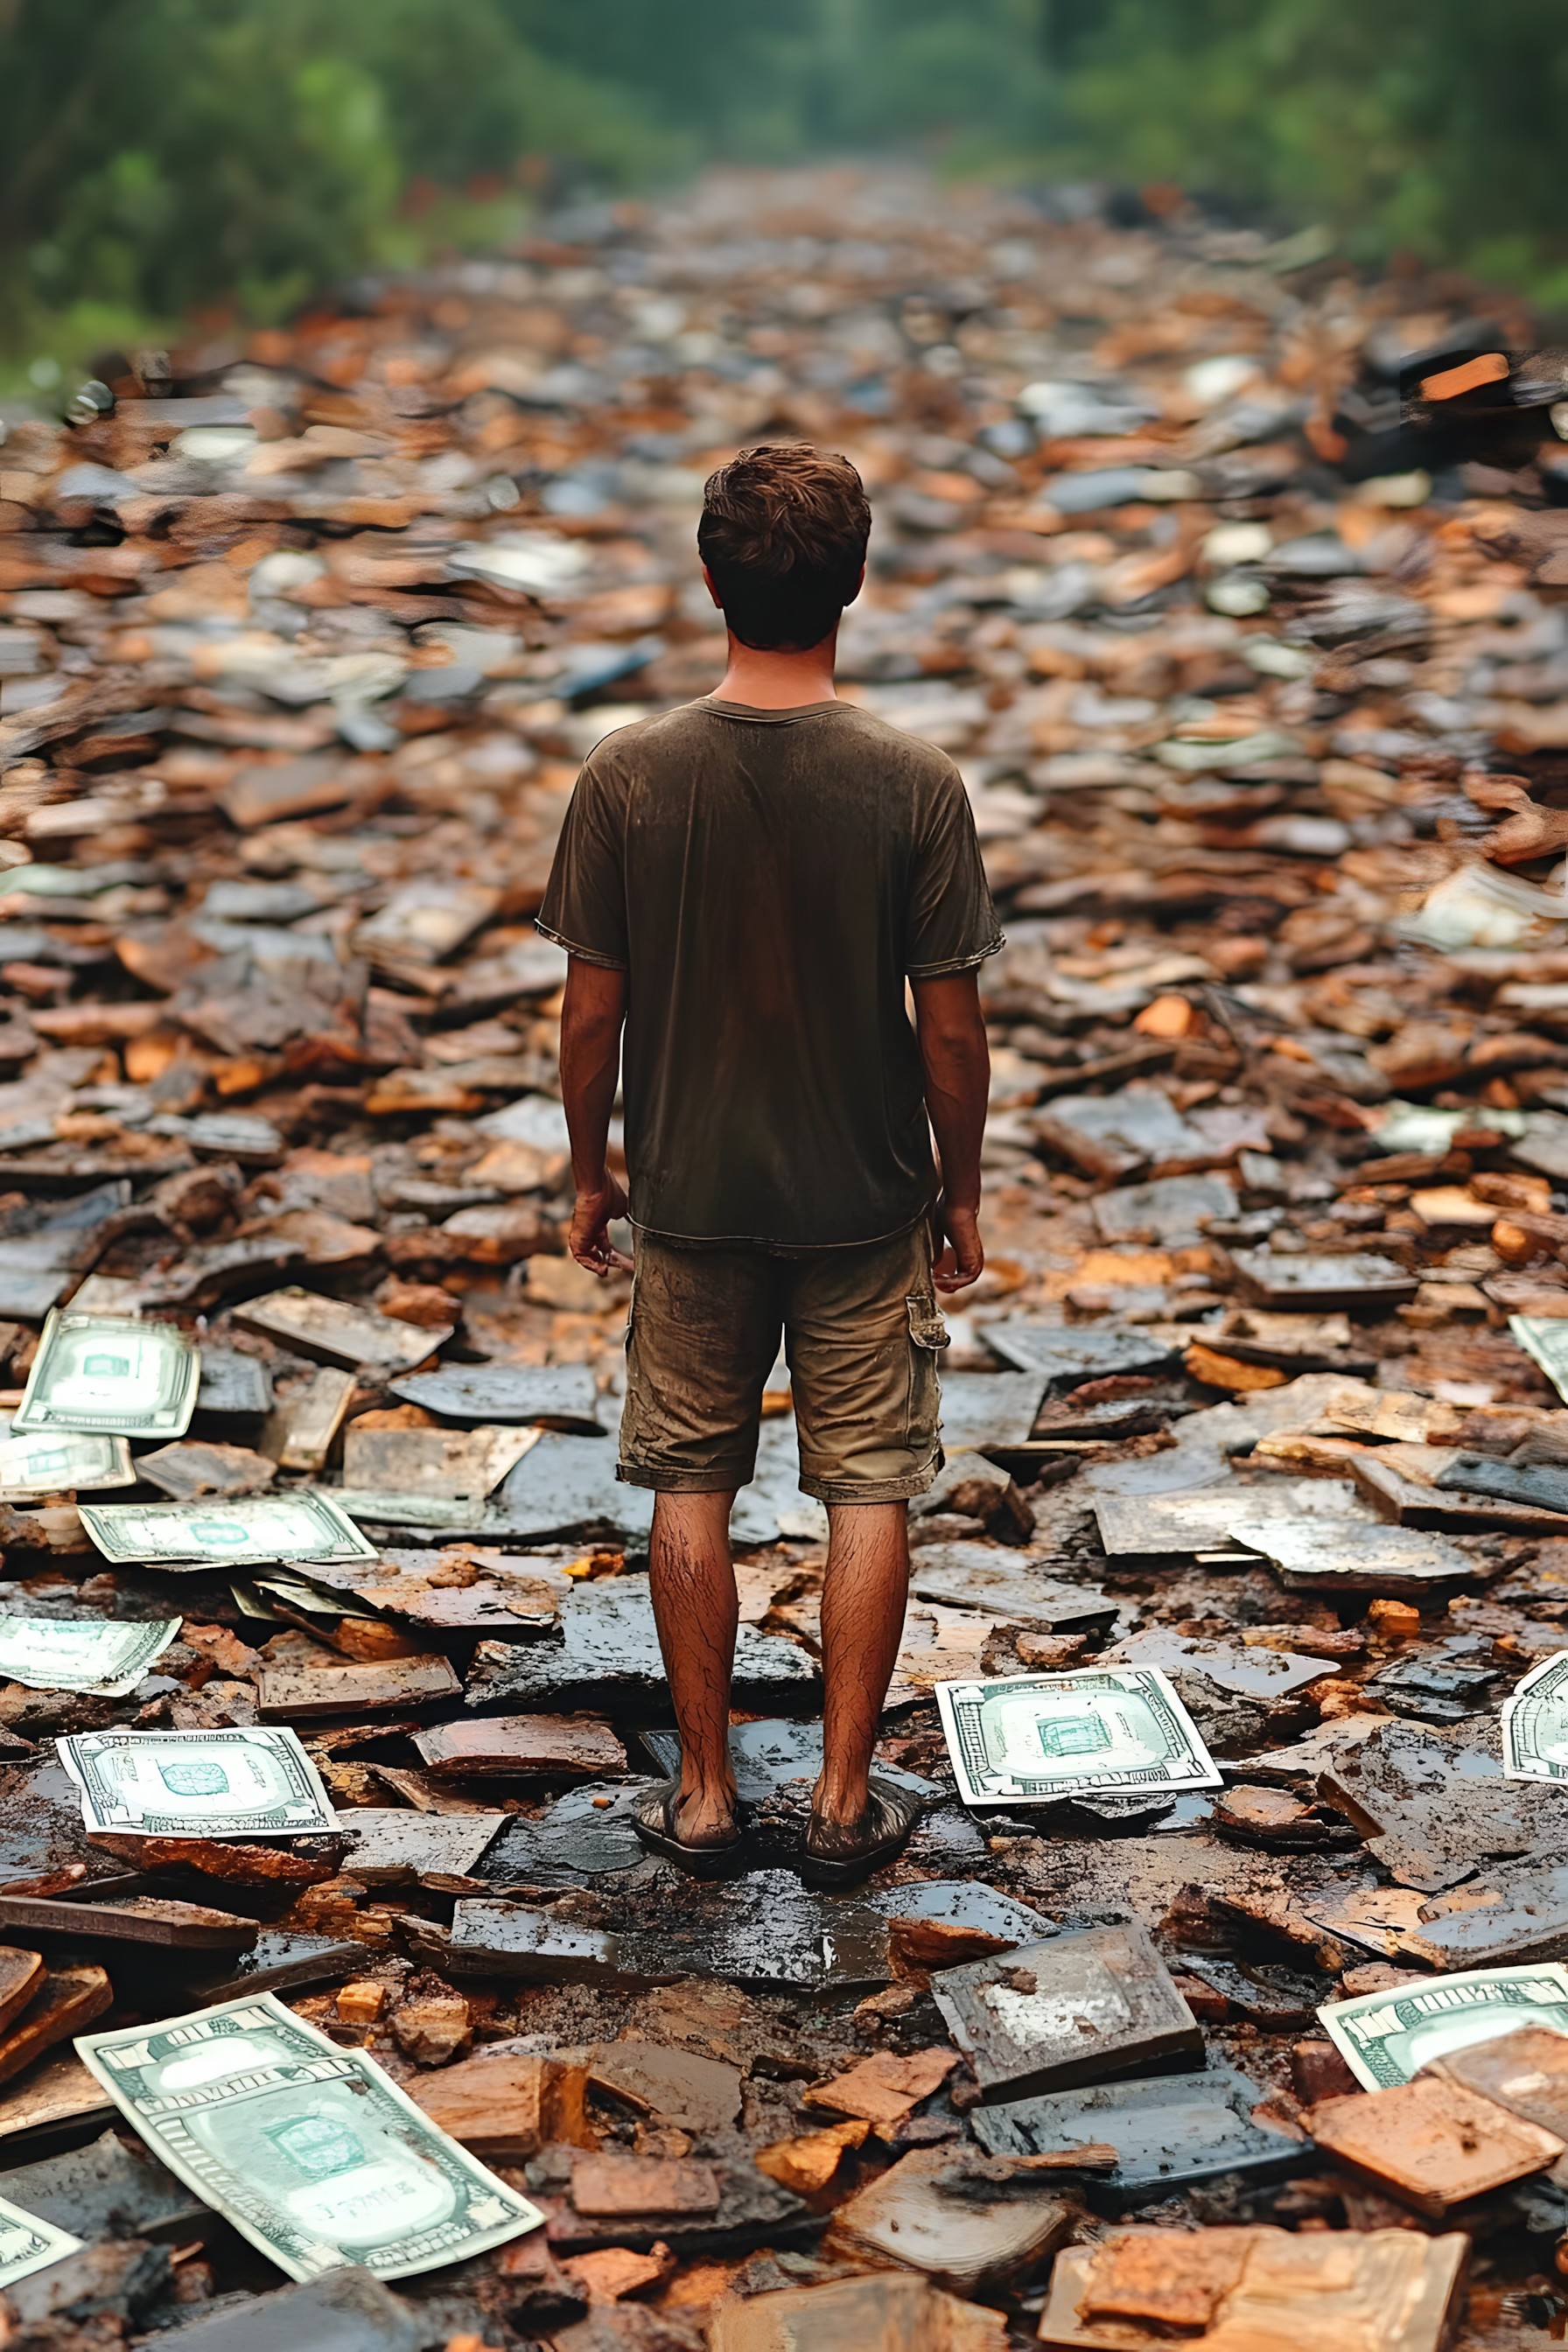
[536,696,1003,1249]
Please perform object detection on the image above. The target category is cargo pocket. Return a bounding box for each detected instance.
[905,1294,948,1453]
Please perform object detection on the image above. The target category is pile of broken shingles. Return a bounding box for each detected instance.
[12,160,1568,2348]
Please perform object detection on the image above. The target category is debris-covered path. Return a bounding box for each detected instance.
[4,164,1568,2345]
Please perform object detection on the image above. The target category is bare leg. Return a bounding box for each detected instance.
[812,1501,909,1840]
[648,1488,740,1846]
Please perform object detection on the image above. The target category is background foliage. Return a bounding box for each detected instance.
[2,0,1565,374]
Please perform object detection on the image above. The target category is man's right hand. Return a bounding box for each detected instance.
[570,1173,634,1277]
[931,1196,984,1293]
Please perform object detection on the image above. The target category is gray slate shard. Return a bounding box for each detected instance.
[486,1432,654,1543]
[1319,1717,1563,1893]
[970,2063,1306,2203]
[1107,1628,1335,1701]
[1402,1855,1568,1971]
[1435,1452,1568,1515]
[977,1321,1179,1390]
[908,1544,1117,1634]
[478,1781,654,1889]
[1092,1172,1237,1243]
[465,1577,817,1713]
[936,1370,1051,1450]
[637,1719,939,1806]
[0,2127,207,2244]
[177,1930,367,2005]
[1033,1091,1208,1180]
[1230,1518,1475,1592]
[1096,1480,1369,1558]
[931,1920,1202,2100]
[1223,1248,1418,1310]
[136,2266,424,2352]
[388,1362,605,1432]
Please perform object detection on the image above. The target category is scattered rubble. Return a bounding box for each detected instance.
[3,161,1568,2339]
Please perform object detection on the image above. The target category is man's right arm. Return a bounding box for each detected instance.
[559,956,632,1276]
[912,969,989,1293]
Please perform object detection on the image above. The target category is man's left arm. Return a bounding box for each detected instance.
[912,970,990,1294]
[560,956,632,1276]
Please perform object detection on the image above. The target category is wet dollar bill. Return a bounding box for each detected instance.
[0,1615,180,1696]
[935,1664,1222,1808]
[1502,1648,1568,1782]
[59,1726,339,1838]
[1320,1963,1568,2090]
[0,2194,81,2287]
[75,1993,541,2281]
[0,1430,135,1497]
[78,1491,378,1568]
[13,1312,199,1439]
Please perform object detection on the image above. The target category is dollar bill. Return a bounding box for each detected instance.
[75,1993,541,2281]
[0,1615,180,1696]
[0,1431,135,1497]
[13,1312,199,1439]
[0,2194,81,2287]
[78,1491,378,1568]
[59,1726,339,1838]
[935,1665,1222,1808]
[1502,1648,1568,1782]
[1320,1963,1568,2090]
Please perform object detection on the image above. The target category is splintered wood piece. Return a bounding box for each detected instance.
[0,2048,114,2147]
[0,1893,257,1951]
[753,2118,871,2195]
[0,1964,113,2085]
[1037,2225,1469,2352]
[409,2049,595,2161]
[0,1948,45,2037]
[261,1366,359,1474]
[86,1834,339,1887]
[569,2152,721,2217]
[414,1713,625,1779]
[1305,2076,1562,2216]
[255,1652,460,1720]
[801,2048,958,2129]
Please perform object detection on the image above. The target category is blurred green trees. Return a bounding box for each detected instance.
[4,0,1568,375]
[1057,0,1568,297]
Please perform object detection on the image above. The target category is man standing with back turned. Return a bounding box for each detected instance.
[537,443,999,1885]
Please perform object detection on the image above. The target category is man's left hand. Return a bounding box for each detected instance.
[932,1197,984,1293]
[570,1174,634,1276]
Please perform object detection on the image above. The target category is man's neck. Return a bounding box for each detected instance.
[712,626,838,710]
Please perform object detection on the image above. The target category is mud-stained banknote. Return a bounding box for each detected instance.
[13,1312,199,1438]
[936,1664,1222,1807]
[0,1615,180,1696]
[1320,1963,1568,2090]
[78,1491,377,1567]
[59,1726,339,1838]
[75,1994,541,2281]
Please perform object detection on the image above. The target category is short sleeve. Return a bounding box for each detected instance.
[906,766,1004,978]
[535,755,629,970]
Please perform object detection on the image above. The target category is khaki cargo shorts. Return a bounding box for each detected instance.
[619,1222,947,1504]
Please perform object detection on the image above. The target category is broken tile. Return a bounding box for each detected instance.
[931,1922,1201,2100]
[234,1287,450,1372]
[822,2145,1070,2293]
[389,1362,606,1432]
[1036,2225,1467,2352]
[801,2048,958,2130]
[708,2273,1008,2352]
[254,1652,459,1720]
[416,1714,625,1780]
[971,2062,1305,2203]
[1305,2076,1562,2216]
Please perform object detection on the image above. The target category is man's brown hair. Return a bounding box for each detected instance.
[698,442,871,652]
